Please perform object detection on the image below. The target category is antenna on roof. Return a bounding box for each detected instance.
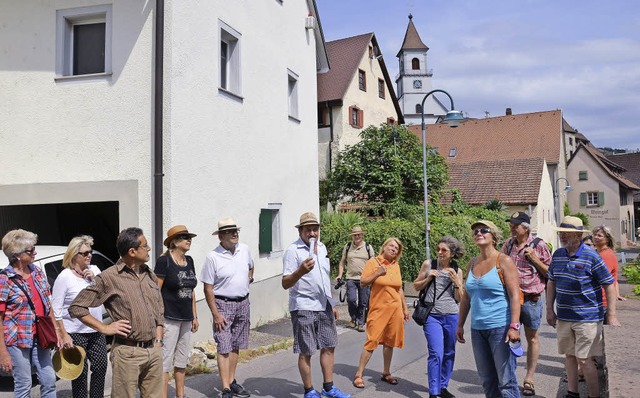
[484,111,490,118]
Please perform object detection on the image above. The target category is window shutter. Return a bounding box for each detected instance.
[599,191,605,207]
[348,106,354,127]
[580,192,587,206]
[259,209,273,253]
[358,109,364,128]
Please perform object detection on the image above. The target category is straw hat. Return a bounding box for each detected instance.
[53,346,86,380]
[351,226,365,236]
[212,217,241,235]
[163,225,197,247]
[553,216,587,233]
[470,220,500,235]
[295,212,320,228]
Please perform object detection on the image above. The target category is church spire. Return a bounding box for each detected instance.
[396,14,429,57]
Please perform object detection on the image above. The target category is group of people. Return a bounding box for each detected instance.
[0,209,623,398]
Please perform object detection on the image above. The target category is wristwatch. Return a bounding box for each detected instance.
[509,323,521,330]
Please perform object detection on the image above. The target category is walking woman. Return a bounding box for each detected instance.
[413,237,464,398]
[353,237,410,389]
[155,225,199,398]
[457,221,521,398]
[592,225,626,307]
[0,229,57,398]
[52,235,108,398]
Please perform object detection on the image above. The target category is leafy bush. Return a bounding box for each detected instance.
[621,259,640,296]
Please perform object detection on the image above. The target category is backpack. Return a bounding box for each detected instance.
[345,242,373,259]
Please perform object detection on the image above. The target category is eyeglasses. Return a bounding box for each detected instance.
[473,227,492,236]
[23,247,36,255]
[78,251,93,257]
[178,234,193,240]
[221,230,239,235]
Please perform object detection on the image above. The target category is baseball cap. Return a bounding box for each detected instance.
[507,211,530,225]
[509,340,524,357]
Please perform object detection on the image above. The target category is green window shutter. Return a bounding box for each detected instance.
[599,191,605,207]
[579,171,588,180]
[580,192,587,206]
[259,209,273,253]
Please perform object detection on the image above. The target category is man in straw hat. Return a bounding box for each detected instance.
[546,216,620,398]
[336,226,375,332]
[70,227,164,398]
[282,212,351,398]
[201,217,253,398]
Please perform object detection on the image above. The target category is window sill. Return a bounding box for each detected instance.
[218,87,244,102]
[288,115,301,123]
[54,72,113,82]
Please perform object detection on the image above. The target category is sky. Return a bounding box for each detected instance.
[316,0,640,151]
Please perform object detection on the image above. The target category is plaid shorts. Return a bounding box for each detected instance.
[290,303,337,356]
[213,298,250,354]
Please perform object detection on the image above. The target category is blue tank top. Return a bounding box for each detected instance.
[465,264,510,330]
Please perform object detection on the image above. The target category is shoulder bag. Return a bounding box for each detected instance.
[9,275,58,349]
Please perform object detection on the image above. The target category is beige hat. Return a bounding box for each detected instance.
[295,212,320,228]
[554,216,588,233]
[351,226,365,235]
[471,220,500,234]
[212,217,241,235]
[163,225,197,247]
[53,346,86,380]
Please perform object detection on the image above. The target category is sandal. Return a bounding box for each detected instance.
[353,375,365,388]
[523,380,535,396]
[381,373,398,385]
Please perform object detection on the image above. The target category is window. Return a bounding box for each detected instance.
[569,137,574,145]
[579,171,588,180]
[581,191,604,207]
[318,106,328,127]
[219,21,242,96]
[378,79,385,99]
[358,69,366,91]
[620,188,628,205]
[416,104,422,114]
[412,57,420,70]
[56,5,112,77]
[349,105,363,128]
[449,148,457,157]
[368,45,373,59]
[259,206,282,254]
[287,69,299,120]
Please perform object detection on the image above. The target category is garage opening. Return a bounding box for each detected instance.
[0,201,120,262]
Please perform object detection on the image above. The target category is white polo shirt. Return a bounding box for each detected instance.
[283,238,334,312]
[200,243,254,298]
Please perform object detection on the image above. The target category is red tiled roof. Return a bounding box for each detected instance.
[317,33,373,103]
[606,152,640,185]
[408,110,564,164]
[396,15,428,57]
[446,158,544,205]
[570,143,640,190]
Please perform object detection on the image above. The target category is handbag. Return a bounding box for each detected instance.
[8,274,58,349]
[412,264,454,326]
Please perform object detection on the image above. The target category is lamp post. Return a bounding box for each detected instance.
[421,89,465,260]
[554,177,573,224]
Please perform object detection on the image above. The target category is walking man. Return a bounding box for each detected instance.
[201,218,253,398]
[336,226,375,332]
[282,212,351,398]
[547,216,620,398]
[501,212,551,396]
[69,227,164,398]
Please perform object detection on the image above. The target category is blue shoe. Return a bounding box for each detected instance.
[321,386,351,398]
[303,390,321,398]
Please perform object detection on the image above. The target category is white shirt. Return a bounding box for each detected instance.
[283,238,334,311]
[200,243,254,298]
[51,265,104,334]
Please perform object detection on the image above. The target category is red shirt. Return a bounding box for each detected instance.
[598,247,618,307]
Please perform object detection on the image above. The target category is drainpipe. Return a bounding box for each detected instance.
[153,0,165,257]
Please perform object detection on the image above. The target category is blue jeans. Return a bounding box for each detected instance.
[423,313,458,395]
[8,344,56,398]
[471,327,520,398]
[520,297,543,330]
[346,279,369,325]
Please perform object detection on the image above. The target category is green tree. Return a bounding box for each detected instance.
[326,124,448,210]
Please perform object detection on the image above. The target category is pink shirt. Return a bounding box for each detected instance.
[502,235,552,294]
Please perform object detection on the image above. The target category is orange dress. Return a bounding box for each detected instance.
[362,255,405,351]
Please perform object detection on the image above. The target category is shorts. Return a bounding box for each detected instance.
[213,298,250,354]
[162,319,192,371]
[290,303,337,356]
[557,320,603,359]
[520,296,543,330]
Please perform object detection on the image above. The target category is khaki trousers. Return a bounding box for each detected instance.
[110,343,163,398]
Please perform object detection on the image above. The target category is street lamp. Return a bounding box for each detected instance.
[421,89,465,260]
[554,177,573,224]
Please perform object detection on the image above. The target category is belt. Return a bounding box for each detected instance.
[524,292,541,302]
[114,337,154,348]
[216,294,249,302]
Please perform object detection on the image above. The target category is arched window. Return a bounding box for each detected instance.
[416,104,422,114]
[412,57,420,70]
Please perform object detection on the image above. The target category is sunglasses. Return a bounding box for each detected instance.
[78,251,93,257]
[221,230,239,235]
[23,247,36,255]
[473,227,492,236]
[178,234,193,240]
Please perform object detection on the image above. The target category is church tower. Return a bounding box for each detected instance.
[396,14,447,125]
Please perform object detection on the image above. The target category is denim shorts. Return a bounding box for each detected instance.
[520,296,544,330]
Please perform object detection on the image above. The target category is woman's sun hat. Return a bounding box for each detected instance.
[553,216,588,233]
[163,225,197,247]
[53,346,86,380]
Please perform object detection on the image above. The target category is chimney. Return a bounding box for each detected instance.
[506,108,512,116]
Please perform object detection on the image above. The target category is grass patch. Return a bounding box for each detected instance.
[239,338,294,362]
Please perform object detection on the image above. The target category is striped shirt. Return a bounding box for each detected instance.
[502,235,551,294]
[548,244,614,322]
[69,259,164,341]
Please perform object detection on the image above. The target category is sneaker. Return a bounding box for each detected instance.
[440,388,456,398]
[321,386,351,398]
[356,325,365,332]
[221,389,233,398]
[347,321,356,328]
[230,381,251,397]
[303,390,321,398]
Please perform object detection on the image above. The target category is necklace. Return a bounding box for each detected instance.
[170,251,187,266]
